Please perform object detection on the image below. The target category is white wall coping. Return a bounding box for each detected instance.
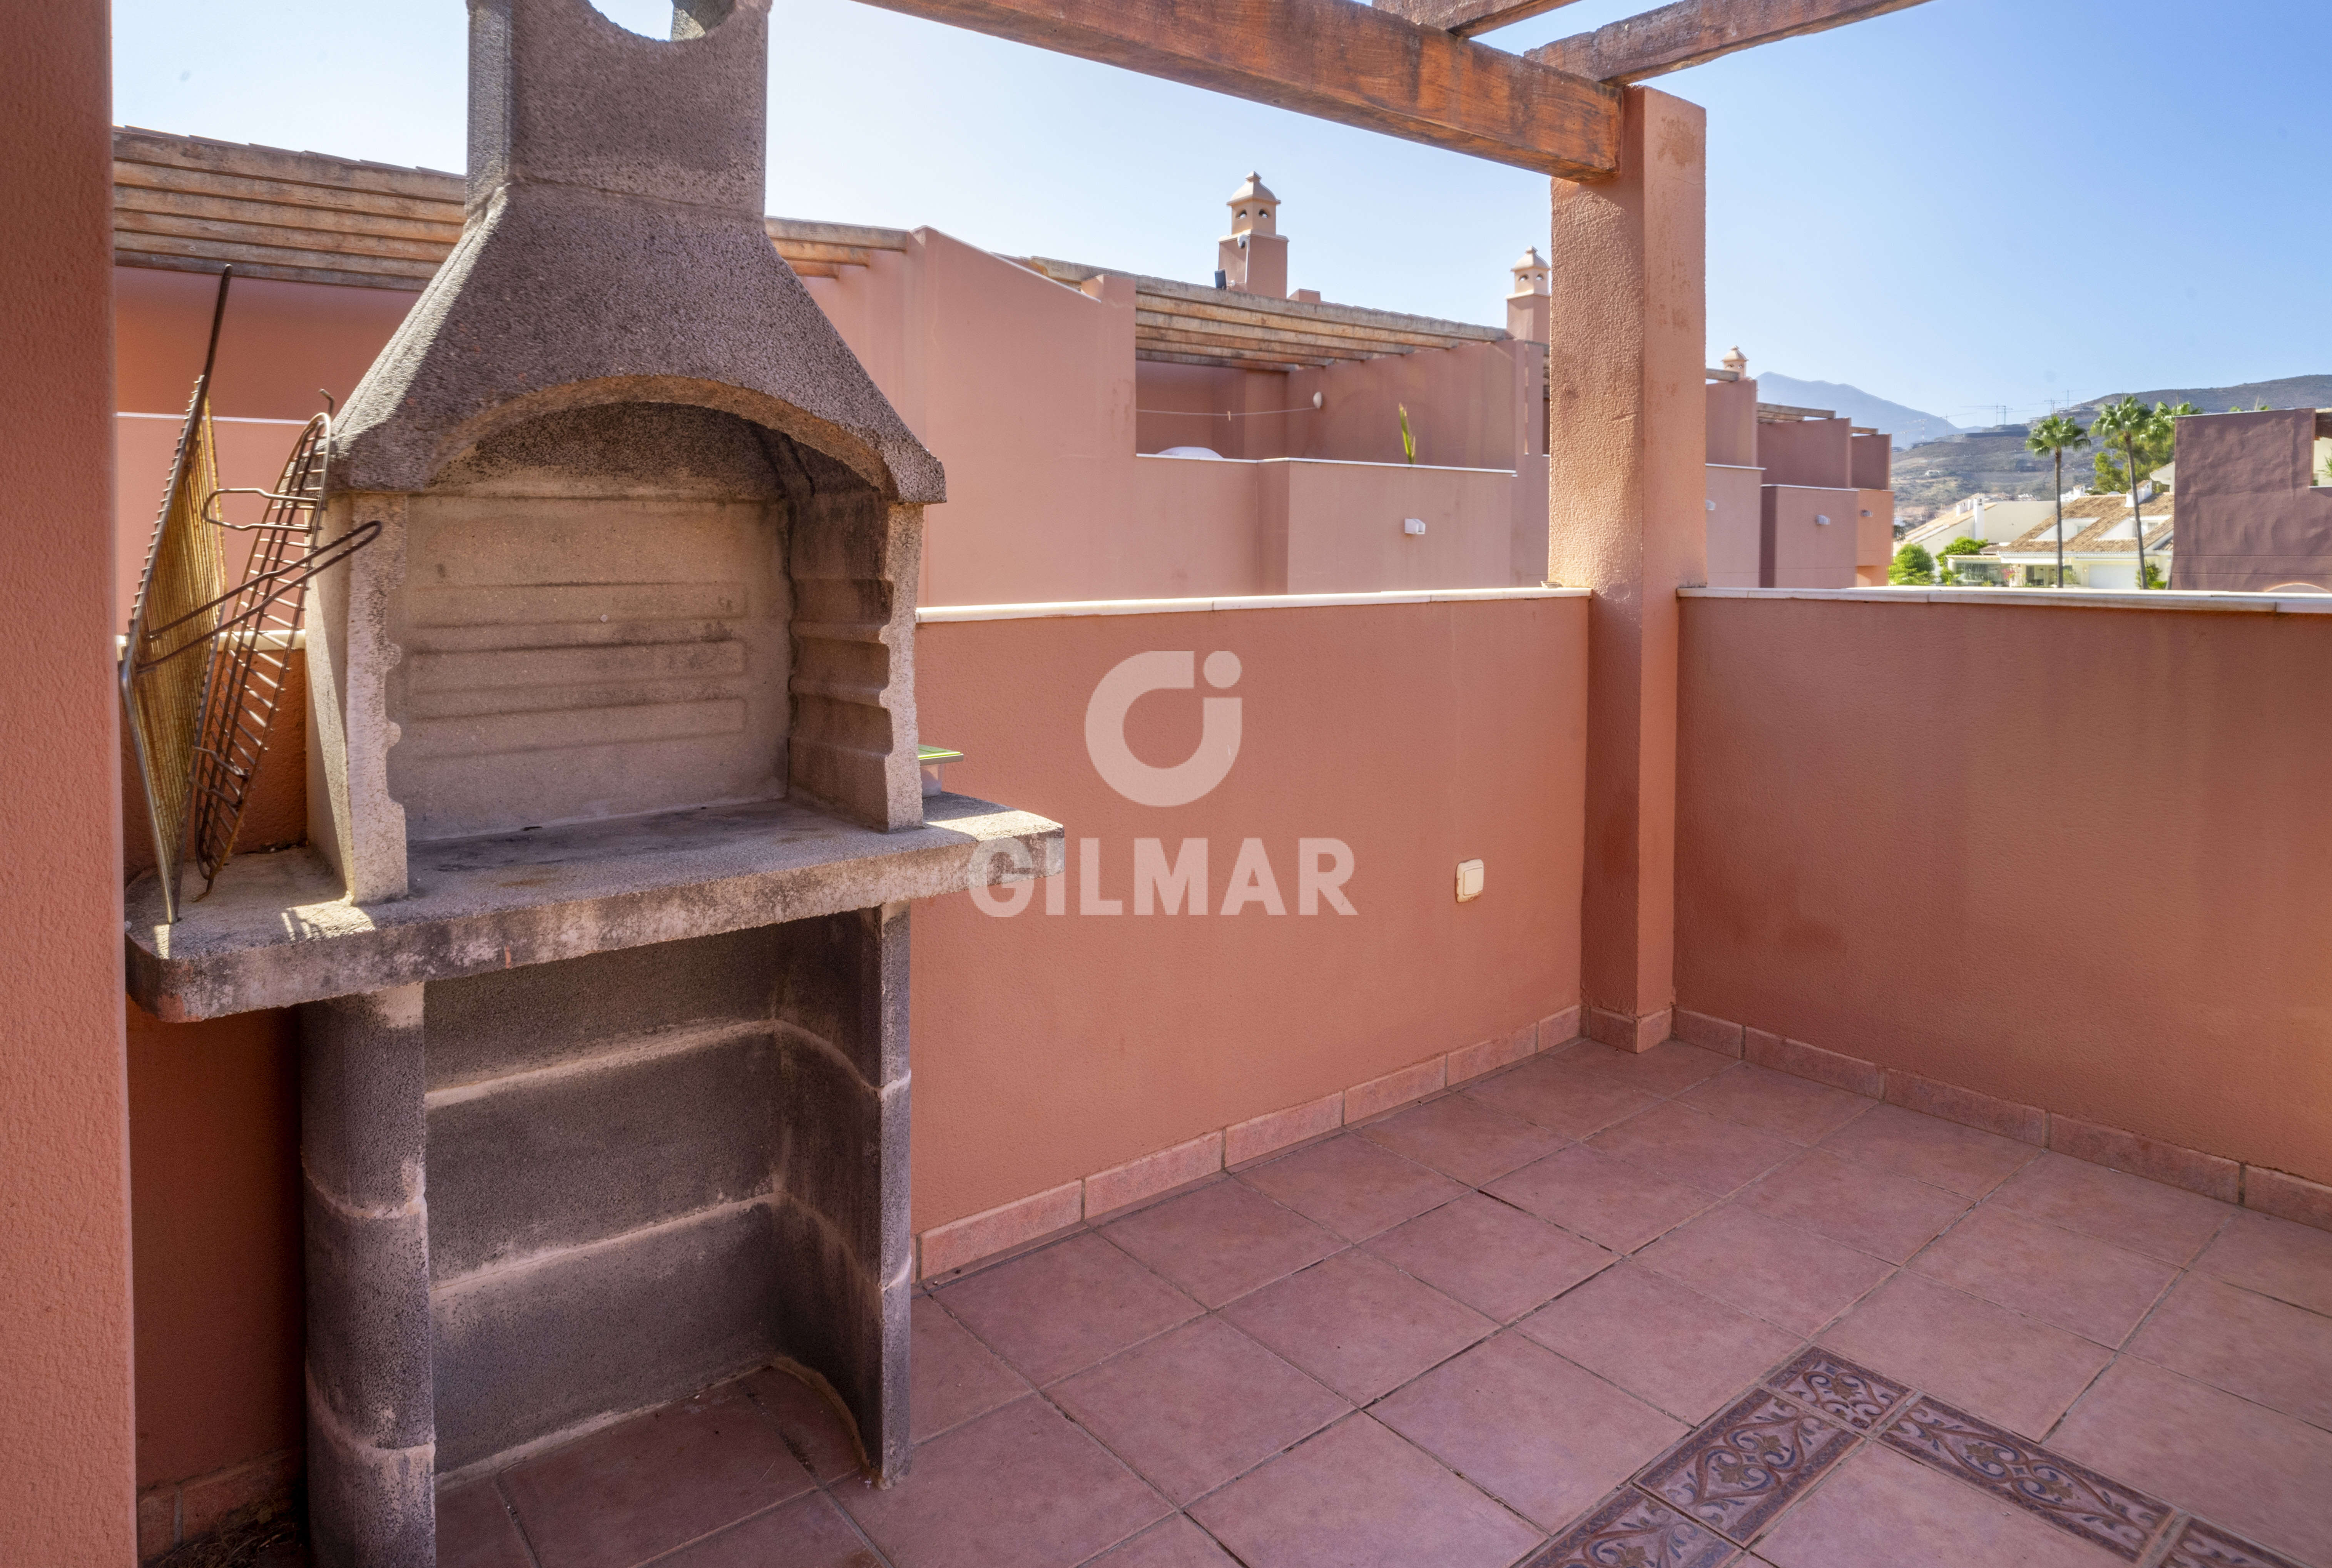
[1132,452,1519,477]
[918,586,1585,623]
[1681,585,2332,615]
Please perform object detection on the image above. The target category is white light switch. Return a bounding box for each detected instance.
[1456,859,1484,901]
[1403,518,1427,535]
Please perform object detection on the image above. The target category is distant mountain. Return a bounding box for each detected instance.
[1754,374,1962,449]
[2067,374,2332,418]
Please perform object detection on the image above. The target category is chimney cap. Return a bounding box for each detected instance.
[1722,346,1749,374]
[1510,245,1550,298]
[1228,171,1280,207]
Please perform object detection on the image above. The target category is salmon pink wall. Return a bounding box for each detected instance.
[908,593,1588,1229]
[1,2,138,1557]
[114,266,416,421]
[126,1004,303,1487]
[1676,593,2332,1185]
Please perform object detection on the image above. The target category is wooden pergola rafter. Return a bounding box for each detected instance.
[853,0,1933,178]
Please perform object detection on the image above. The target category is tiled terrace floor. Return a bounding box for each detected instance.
[438,1038,2332,1568]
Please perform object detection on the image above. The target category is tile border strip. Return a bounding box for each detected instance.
[1680,1008,2332,1234]
[914,1003,1583,1279]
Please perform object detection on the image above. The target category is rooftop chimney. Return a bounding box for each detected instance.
[1218,172,1287,299]
[1506,244,1550,343]
[1722,345,1749,378]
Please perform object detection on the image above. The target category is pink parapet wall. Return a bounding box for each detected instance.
[1676,591,2332,1188]
[0,0,138,1560]
[908,590,1588,1234]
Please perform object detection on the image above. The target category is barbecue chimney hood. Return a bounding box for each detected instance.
[121,5,1060,1565]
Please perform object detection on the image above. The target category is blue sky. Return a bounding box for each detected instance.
[113,0,2330,425]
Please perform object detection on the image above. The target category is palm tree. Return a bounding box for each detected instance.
[2090,397,2173,590]
[2025,413,2090,588]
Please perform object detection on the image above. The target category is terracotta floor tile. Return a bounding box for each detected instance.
[1589,1102,1802,1194]
[1188,1414,1543,1568]
[936,1232,1201,1384]
[1817,1273,2112,1440]
[1087,1515,1242,1567]
[1364,1192,1615,1322]
[1909,1204,2178,1347]
[1815,1103,2037,1199]
[1220,1249,1493,1404]
[1101,1178,1343,1309]
[1635,1203,1894,1337]
[1357,1093,1566,1186]
[740,1366,862,1483]
[1463,1054,1664,1140]
[836,1396,1167,1568]
[1486,1144,1715,1253]
[1530,1269,1800,1428]
[1236,1135,1469,1242]
[1678,1065,1876,1146]
[2195,1209,2332,1317]
[659,1492,881,1568]
[1374,1331,1684,1533]
[2127,1272,2332,1430]
[2051,1357,2332,1568]
[1518,1260,1802,1423]
[1987,1151,2233,1265]
[436,1481,534,1568]
[912,1294,1029,1442]
[1756,1446,2125,1568]
[502,1385,815,1568]
[1553,1040,1736,1097]
[1740,1150,1970,1264]
[1048,1317,1349,1505]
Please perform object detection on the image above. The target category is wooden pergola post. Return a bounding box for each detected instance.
[1545,86,1708,1053]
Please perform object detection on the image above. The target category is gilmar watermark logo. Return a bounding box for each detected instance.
[971,650,1357,918]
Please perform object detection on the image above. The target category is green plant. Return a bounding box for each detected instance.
[2143,560,2169,589]
[2026,413,2091,590]
[1889,542,1936,584]
[1398,403,1416,465]
[2092,398,2175,590]
[2091,397,2182,493]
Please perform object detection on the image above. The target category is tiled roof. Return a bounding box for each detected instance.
[1994,495,2174,557]
[114,125,915,289]
[111,126,1510,373]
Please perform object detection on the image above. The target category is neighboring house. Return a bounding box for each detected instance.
[2168,407,2332,591]
[1704,350,1897,588]
[1988,493,2175,589]
[110,130,1554,612]
[1897,494,2054,562]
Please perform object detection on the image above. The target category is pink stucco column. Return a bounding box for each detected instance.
[1545,87,1707,1053]
[0,0,137,1560]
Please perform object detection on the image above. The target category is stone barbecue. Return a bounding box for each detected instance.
[122,2,1060,1565]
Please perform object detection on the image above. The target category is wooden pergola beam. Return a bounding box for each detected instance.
[1529,0,1931,83]
[1369,0,1585,41]
[852,0,1623,178]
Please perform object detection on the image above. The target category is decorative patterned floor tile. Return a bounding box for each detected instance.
[1523,1489,1735,1568]
[1634,1389,1854,1545]
[2159,1518,2312,1568]
[1762,1348,1909,1433]
[1877,1395,2169,1561]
